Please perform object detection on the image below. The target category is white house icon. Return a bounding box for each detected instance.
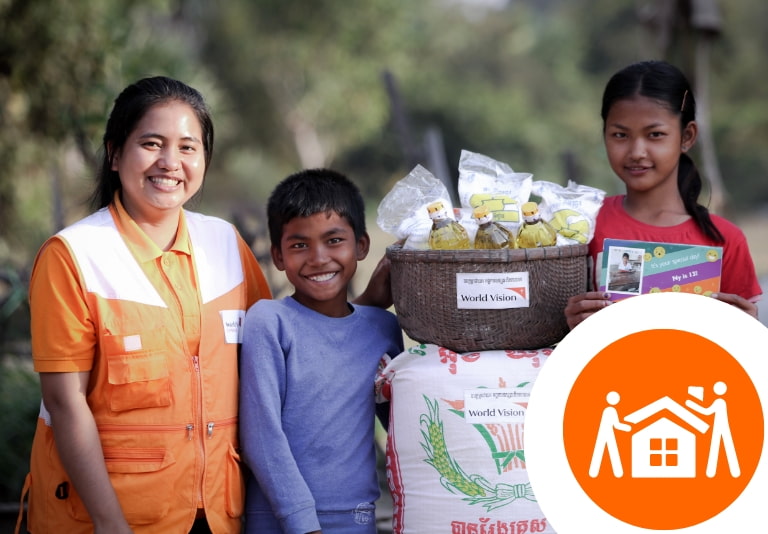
[623,396,709,478]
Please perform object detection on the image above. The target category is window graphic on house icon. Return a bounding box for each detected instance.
[624,396,709,478]
[589,382,740,480]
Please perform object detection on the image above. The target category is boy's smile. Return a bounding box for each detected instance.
[271,211,370,317]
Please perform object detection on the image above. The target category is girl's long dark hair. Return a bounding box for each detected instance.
[601,60,724,243]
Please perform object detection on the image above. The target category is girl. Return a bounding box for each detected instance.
[565,60,761,329]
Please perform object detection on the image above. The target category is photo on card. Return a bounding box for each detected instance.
[604,245,644,295]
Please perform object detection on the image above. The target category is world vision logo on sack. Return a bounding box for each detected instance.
[525,293,768,533]
[418,389,550,533]
[419,394,537,511]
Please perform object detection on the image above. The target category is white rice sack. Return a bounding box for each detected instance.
[457,150,533,237]
[377,344,555,534]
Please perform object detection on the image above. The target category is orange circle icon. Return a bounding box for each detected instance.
[563,329,762,529]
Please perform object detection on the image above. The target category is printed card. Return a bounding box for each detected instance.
[599,239,722,301]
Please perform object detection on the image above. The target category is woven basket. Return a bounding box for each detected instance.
[387,243,589,352]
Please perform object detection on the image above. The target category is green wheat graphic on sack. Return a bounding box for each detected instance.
[419,394,537,511]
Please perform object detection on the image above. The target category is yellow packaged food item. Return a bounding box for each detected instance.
[517,201,557,248]
[428,201,470,250]
[472,205,516,249]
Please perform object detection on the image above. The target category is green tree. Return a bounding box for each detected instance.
[0,0,203,263]
[192,0,424,207]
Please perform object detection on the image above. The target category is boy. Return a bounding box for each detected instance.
[240,169,404,534]
[618,252,634,272]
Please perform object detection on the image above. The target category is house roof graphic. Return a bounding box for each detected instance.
[624,395,709,433]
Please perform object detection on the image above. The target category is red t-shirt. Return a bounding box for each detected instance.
[589,195,762,301]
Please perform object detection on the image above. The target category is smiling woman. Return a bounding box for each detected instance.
[110,101,207,248]
[18,76,272,534]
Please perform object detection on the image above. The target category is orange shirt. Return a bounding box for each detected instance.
[32,199,200,370]
[26,196,271,533]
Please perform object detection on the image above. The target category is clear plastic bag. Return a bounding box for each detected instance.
[532,180,605,245]
[377,165,456,250]
[457,150,533,237]
[377,153,603,250]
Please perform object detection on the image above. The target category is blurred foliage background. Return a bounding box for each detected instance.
[1,0,767,505]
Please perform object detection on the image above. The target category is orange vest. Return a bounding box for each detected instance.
[26,208,256,533]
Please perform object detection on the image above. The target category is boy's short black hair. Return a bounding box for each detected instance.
[267,168,367,248]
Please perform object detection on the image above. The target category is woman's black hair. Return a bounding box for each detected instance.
[267,168,367,249]
[601,60,724,243]
[91,76,214,210]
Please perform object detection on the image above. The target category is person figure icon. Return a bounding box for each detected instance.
[589,391,632,478]
[685,381,740,478]
[618,252,633,272]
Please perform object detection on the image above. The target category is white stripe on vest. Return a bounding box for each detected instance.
[59,208,244,306]
[186,210,245,304]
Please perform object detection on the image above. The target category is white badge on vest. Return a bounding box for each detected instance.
[219,310,246,344]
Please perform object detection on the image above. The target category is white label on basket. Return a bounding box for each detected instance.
[455,272,530,309]
[464,387,531,423]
